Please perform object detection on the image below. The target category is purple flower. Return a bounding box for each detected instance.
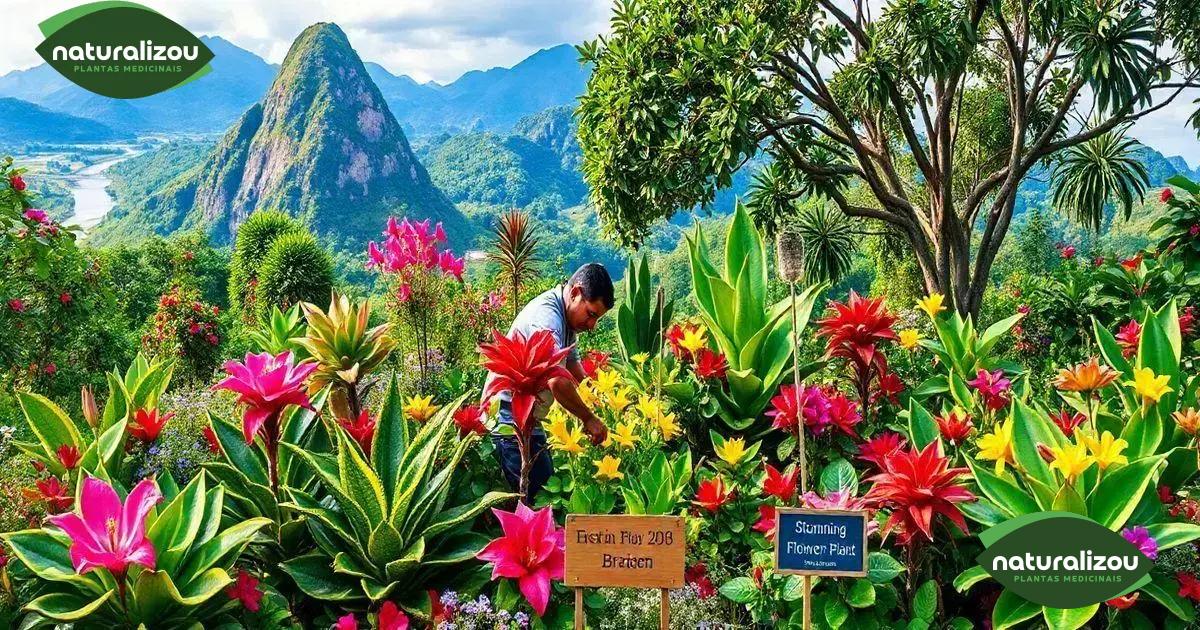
[1121,526,1158,560]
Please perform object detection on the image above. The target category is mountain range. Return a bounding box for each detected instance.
[88,23,468,249]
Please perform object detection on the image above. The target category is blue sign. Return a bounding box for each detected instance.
[775,509,868,576]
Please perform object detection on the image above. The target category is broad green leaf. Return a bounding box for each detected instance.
[718,576,757,604]
[1088,455,1165,528]
[372,373,409,498]
[847,579,876,608]
[1145,523,1200,551]
[819,459,859,496]
[906,399,938,450]
[25,591,113,621]
[953,566,989,592]
[867,551,905,584]
[966,458,1039,517]
[336,431,387,525]
[19,391,82,457]
[992,590,1041,630]
[1041,605,1099,630]
[1143,573,1197,621]
[912,580,938,621]
[280,553,360,601]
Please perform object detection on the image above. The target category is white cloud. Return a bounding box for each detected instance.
[0,0,611,83]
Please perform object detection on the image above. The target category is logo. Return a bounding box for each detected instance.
[977,512,1152,608]
[35,1,213,99]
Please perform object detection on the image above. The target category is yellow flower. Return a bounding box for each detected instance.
[546,403,569,424]
[630,352,649,364]
[656,411,682,441]
[607,387,633,413]
[679,325,709,355]
[976,418,1015,475]
[579,382,602,409]
[899,328,922,350]
[1126,367,1171,402]
[1173,408,1200,435]
[593,455,623,481]
[593,369,621,397]
[605,421,639,449]
[404,395,439,422]
[1078,430,1129,470]
[1048,440,1095,482]
[544,415,586,455]
[916,293,946,319]
[715,437,749,466]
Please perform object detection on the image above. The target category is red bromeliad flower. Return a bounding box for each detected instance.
[752,504,776,541]
[858,432,907,470]
[825,390,861,438]
[452,404,489,437]
[762,463,798,502]
[580,350,610,379]
[1106,593,1139,609]
[225,569,263,612]
[56,444,81,470]
[875,370,904,405]
[767,384,832,434]
[479,329,573,434]
[215,351,316,445]
[935,410,974,446]
[339,410,377,455]
[202,425,221,454]
[693,477,733,513]
[129,408,173,442]
[1179,572,1200,601]
[816,291,898,406]
[476,503,565,616]
[693,348,728,380]
[1050,409,1086,436]
[1116,320,1142,358]
[865,442,975,545]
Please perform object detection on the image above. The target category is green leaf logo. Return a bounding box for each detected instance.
[976,511,1153,609]
[35,1,214,99]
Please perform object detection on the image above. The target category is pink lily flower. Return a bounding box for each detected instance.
[476,503,565,616]
[214,351,317,445]
[47,476,161,577]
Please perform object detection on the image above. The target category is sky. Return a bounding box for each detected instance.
[0,0,1196,163]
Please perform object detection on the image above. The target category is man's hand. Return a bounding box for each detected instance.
[582,415,608,445]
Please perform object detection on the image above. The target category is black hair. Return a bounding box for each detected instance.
[568,263,615,308]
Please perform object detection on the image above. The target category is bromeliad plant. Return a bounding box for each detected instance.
[2,474,269,628]
[296,293,396,421]
[686,204,822,431]
[279,394,513,617]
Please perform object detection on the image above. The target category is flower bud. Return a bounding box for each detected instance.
[81,385,99,428]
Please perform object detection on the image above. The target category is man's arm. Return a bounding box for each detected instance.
[550,364,607,444]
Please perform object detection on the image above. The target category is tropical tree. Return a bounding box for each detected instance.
[577,0,1200,314]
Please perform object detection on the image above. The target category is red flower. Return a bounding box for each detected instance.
[1161,188,1175,203]
[34,477,73,513]
[875,370,904,405]
[202,426,221,454]
[44,362,57,375]
[476,503,565,616]
[752,504,776,541]
[1180,306,1197,337]
[429,589,447,623]
[1159,485,1176,504]
[1017,304,1030,315]
[1106,592,1139,609]
[1120,253,1143,272]
[479,329,573,434]
[59,292,72,305]
[685,563,716,599]
[580,350,610,379]
[8,298,26,313]
[338,410,377,455]
[452,404,489,437]
[865,442,975,545]
[225,569,263,612]
[935,410,974,446]
[1115,320,1141,358]
[214,351,316,445]
[1049,409,1086,436]
[1179,572,1200,601]
[693,477,732,513]
[858,432,906,470]
[9,175,26,191]
[816,291,898,369]
[967,369,1011,411]
[826,390,862,437]
[767,384,831,433]
[1059,245,1076,259]
[56,444,81,470]
[31,460,46,474]
[378,601,410,630]
[762,463,798,503]
[0,546,8,568]
[693,348,728,380]
[665,323,686,357]
[129,408,173,442]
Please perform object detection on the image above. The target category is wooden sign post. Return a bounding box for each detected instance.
[774,508,869,577]
[565,514,686,630]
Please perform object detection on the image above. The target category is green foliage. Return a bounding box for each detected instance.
[228,210,302,320]
[686,205,822,430]
[2,474,270,628]
[1051,128,1149,231]
[140,285,222,383]
[246,304,308,357]
[619,449,692,515]
[1152,175,1200,267]
[278,388,515,611]
[790,200,858,284]
[257,230,335,316]
[615,253,674,360]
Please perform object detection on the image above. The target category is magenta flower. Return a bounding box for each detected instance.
[47,476,161,577]
[802,490,878,535]
[8,298,25,313]
[23,209,48,224]
[766,384,832,434]
[1121,526,1158,560]
[967,369,1011,411]
[477,503,565,616]
[214,351,316,445]
[366,217,463,282]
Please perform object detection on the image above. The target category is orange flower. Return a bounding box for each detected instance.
[1054,357,1119,392]
[1174,408,1200,435]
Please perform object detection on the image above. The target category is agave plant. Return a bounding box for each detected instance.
[247,304,308,357]
[486,209,539,319]
[615,253,674,361]
[686,204,823,431]
[2,474,269,628]
[295,293,395,419]
[278,391,514,616]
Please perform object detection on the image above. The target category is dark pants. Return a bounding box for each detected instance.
[492,433,553,505]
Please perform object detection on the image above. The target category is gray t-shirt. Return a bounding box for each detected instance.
[485,285,579,434]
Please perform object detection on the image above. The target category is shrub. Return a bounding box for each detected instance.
[228,211,302,321]
[141,284,222,383]
[258,231,334,317]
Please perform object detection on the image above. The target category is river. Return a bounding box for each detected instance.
[63,147,140,233]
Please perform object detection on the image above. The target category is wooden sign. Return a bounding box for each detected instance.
[565,514,686,588]
[774,508,869,577]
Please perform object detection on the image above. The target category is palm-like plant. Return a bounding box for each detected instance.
[792,200,858,284]
[1051,127,1149,231]
[1064,4,1156,115]
[487,210,539,318]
